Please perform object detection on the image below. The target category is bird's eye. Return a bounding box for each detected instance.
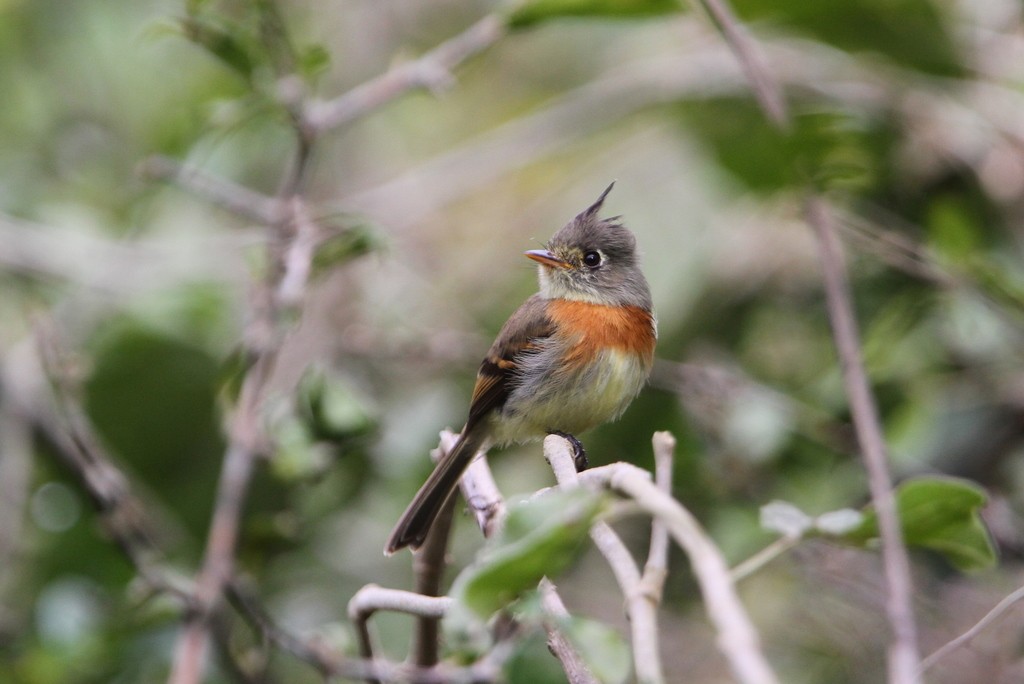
[583,251,602,268]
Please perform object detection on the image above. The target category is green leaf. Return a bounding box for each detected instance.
[297,366,376,441]
[562,616,631,684]
[678,100,893,195]
[451,489,605,617]
[843,476,996,572]
[298,44,331,82]
[269,412,333,482]
[84,322,224,534]
[310,222,383,278]
[729,0,961,76]
[507,0,682,29]
[217,345,255,406]
[501,599,629,683]
[254,0,298,74]
[504,629,578,684]
[180,16,261,80]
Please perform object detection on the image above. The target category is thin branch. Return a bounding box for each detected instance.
[640,432,675,603]
[538,579,599,684]
[730,536,801,583]
[169,442,262,684]
[348,586,454,623]
[571,453,779,684]
[232,577,501,683]
[348,585,453,671]
[407,430,499,671]
[303,15,506,134]
[438,431,594,681]
[275,197,321,308]
[805,196,920,683]
[688,0,789,128]
[688,0,921,676]
[434,430,506,540]
[544,436,665,684]
[226,578,333,677]
[411,486,458,668]
[22,331,489,684]
[165,13,503,670]
[139,155,283,225]
[168,100,323,684]
[210,610,268,684]
[918,584,1024,674]
[837,206,958,288]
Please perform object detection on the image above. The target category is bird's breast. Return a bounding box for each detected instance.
[493,299,655,442]
[546,299,657,368]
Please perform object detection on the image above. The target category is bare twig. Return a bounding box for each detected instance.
[837,207,958,288]
[168,112,321,684]
[411,490,458,668]
[348,586,454,623]
[22,314,502,684]
[432,430,506,540]
[545,436,665,684]
[155,16,506,673]
[275,197,322,307]
[432,431,594,681]
[538,579,599,684]
[169,441,262,684]
[15,328,347,684]
[348,585,453,669]
[689,0,789,127]
[571,453,779,684]
[404,429,500,671]
[918,584,1024,674]
[227,578,341,679]
[232,579,502,684]
[805,196,920,683]
[641,432,675,603]
[730,535,802,583]
[139,155,283,225]
[688,0,922,676]
[303,15,506,134]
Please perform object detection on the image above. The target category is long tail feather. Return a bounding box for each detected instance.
[384,431,484,554]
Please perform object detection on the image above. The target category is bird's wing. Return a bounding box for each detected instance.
[465,294,554,432]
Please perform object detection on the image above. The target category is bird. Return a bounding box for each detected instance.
[385,182,656,554]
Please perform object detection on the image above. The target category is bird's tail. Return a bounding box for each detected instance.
[384,430,485,555]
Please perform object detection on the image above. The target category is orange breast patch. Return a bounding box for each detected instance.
[546,299,656,368]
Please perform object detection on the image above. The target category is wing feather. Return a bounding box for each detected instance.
[465,295,553,431]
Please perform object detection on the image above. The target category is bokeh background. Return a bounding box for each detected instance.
[2,0,1024,682]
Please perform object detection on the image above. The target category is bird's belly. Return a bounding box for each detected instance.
[493,348,649,443]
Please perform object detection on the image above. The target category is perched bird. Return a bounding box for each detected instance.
[385,183,656,554]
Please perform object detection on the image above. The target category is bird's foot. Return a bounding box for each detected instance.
[549,431,588,472]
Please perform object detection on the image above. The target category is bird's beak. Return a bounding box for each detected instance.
[525,249,570,269]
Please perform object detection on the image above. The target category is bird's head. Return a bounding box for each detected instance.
[526,182,651,310]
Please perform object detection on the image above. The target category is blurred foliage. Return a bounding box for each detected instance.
[451,489,604,619]
[731,0,962,76]
[846,476,996,572]
[2,0,1024,682]
[85,322,224,535]
[677,100,898,195]
[507,0,682,29]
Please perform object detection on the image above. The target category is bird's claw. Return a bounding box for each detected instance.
[550,431,588,472]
